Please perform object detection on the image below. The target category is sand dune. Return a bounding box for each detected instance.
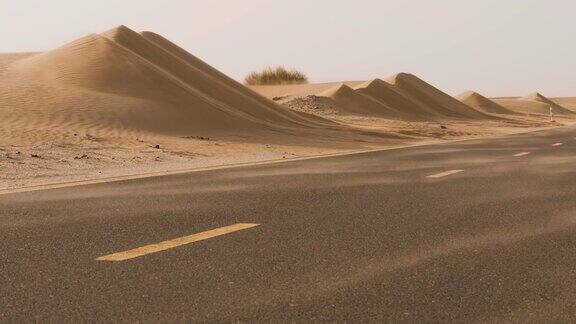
[102,26,315,127]
[252,73,496,121]
[385,73,490,119]
[522,93,575,115]
[318,83,417,119]
[494,99,554,116]
[493,93,575,116]
[352,79,438,120]
[140,30,308,119]
[552,97,576,111]
[0,26,354,145]
[253,73,493,121]
[456,91,518,115]
[250,81,365,101]
[3,33,252,139]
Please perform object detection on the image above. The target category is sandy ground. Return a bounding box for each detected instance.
[552,97,576,111]
[1,115,563,191]
[1,26,574,190]
[0,134,360,190]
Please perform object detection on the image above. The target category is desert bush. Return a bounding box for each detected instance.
[244,66,308,85]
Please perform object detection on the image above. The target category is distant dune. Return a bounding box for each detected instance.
[551,97,576,111]
[522,93,575,115]
[456,91,518,115]
[250,81,365,100]
[494,99,552,115]
[253,73,493,121]
[318,83,406,119]
[494,93,575,116]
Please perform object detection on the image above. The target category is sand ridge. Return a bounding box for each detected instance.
[102,26,317,128]
[317,83,412,119]
[494,93,576,116]
[384,73,490,119]
[352,78,438,120]
[522,92,575,115]
[456,91,518,115]
[4,32,254,137]
[254,74,495,121]
[551,97,576,111]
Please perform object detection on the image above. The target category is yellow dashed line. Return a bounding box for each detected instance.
[97,223,260,261]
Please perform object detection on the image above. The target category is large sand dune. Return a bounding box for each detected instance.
[0,26,350,145]
[456,91,518,115]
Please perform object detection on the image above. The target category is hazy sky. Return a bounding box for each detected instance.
[1,0,574,96]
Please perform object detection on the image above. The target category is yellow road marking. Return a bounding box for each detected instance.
[427,169,464,178]
[513,152,531,157]
[96,223,260,261]
[552,143,563,146]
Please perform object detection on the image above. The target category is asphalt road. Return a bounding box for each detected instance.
[2,125,576,322]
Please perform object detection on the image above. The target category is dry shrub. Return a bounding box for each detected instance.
[244,66,308,85]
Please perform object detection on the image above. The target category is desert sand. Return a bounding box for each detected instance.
[1,26,573,190]
[552,97,576,111]
[494,93,576,117]
[456,91,518,115]
[253,75,572,144]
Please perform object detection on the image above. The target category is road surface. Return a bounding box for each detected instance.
[2,125,576,322]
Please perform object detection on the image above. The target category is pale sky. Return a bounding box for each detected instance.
[1,0,574,96]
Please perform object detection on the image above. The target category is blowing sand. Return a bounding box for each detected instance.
[1,26,573,190]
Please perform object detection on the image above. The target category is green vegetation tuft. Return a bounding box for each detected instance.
[244,66,308,85]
